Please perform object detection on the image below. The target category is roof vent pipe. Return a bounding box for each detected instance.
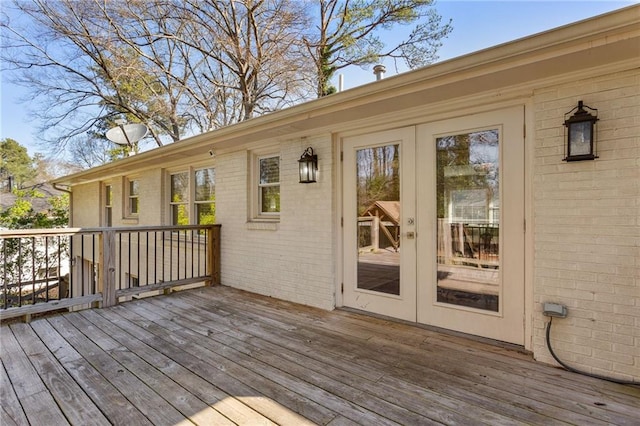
[373,64,386,81]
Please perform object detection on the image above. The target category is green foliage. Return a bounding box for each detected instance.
[0,189,70,308]
[0,138,37,188]
[0,189,69,230]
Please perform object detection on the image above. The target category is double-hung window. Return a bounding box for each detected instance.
[258,155,280,216]
[104,184,113,226]
[195,168,216,225]
[126,178,140,217]
[170,172,189,225]
[168,167,215,226]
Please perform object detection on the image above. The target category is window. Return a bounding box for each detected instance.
[168,167,215,225]
[170,172,189,225]
[195,168,215,225]
[104,184,113,227]
[258,155,280,216]
[126,178,140,216]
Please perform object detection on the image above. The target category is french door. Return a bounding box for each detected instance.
[416,106,525,345]
[342,106,525,344]
[342,127,416,321]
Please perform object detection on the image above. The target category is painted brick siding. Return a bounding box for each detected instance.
[216,135,336,310]
[72,169,164,227]
[532,69,639,381]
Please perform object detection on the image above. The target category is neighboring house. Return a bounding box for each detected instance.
[0,182,65,213]
[52,6,640,382]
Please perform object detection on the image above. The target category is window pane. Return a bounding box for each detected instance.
[171,172,189,202]
[261,186,280,213]
[197,203,215,225]
[129,180,139,196]
[195,168,215,201]
[260,157,279,184]
[356,144,400,295]
[436,129,500,312]
[130,197,139,214]
[172,204,189,225]
[105,185,112,206]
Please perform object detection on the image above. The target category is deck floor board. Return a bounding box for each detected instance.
[1,285,639,425]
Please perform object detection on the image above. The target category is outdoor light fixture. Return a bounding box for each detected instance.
[298,147,318,183]
[563,100,598,162]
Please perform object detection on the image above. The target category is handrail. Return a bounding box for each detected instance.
[1,224,221,321]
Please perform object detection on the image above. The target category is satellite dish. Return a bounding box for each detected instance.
[106,123,148,146]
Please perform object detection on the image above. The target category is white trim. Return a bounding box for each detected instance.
[250,150,281,221]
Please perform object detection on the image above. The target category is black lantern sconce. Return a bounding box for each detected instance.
[298,147,318,183]
[563,100,598,162]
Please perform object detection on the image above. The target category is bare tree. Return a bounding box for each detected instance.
[1,0,173,149]
[304,0,453,96]
[1,0,312,157]
[178,0,313,121]
[1,0,452,163]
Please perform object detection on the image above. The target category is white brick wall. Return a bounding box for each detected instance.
[216,135,336,310]
[532,69,640,381]
[72,183,101,227]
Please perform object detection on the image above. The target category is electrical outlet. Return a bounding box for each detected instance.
[543,302,567,318]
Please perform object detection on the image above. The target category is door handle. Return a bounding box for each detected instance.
[405,231,415,239]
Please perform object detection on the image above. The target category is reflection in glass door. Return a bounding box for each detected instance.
[436,129,500,311]
[356,145,401,295]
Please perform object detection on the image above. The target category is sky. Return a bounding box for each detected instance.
[0,0,636,157]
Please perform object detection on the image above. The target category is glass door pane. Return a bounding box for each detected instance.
[436,129,500,311]
[356,144,401,295]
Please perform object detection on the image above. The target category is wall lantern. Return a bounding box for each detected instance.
[563,100,598,162]
[298,147,318,183]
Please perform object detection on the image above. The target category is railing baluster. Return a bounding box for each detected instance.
[128,232,132,289]
[205,227,209,282]
[118,232,122,290]
[92,234,96,295]
[137,231,140,286]
[69,236,73,299]
[196,228,200,277]
[146,232,149,286]
[170,231,174,281]
[162,231,166,283]
[57,236,62,300]
[18,240,22,307]
[2,239,7,309]
[154,231,157,285]
[31,237,36,306]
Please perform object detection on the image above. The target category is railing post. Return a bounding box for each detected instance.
[100,229,117,307]
[206,225,221,286]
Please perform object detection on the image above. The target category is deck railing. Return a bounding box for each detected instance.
[0,225,221,320]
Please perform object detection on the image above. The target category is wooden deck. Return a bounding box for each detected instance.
[2,286,639,425]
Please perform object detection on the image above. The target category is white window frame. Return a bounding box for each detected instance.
[166,166,215,226]
[104,183,113,227]
[252,152,280,220]
[169,171,190,226]
[194,168,216,226]
[124,177,140,218]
